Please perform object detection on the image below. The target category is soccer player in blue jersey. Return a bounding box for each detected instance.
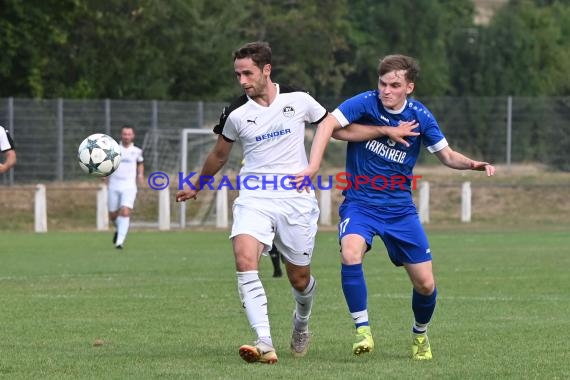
[297,54,495,360]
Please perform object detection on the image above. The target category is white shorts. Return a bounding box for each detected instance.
[108,187,138,212]
[230,195,320,266]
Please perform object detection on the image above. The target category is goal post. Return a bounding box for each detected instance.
[179,128,217,228]
[177,128,243,229]
[134,127,227,229]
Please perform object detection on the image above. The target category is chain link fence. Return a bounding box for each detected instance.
[2,96,568,186]
[1,96,569,230]
[0,98,227,184]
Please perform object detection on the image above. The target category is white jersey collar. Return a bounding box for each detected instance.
[248,83,280,108]
[385,99,408,115]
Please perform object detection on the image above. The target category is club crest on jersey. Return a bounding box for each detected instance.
[282,106,295,118]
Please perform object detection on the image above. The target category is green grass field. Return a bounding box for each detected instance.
[1,229,568,379]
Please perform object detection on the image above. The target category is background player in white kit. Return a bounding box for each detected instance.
[107,125,144,249]
[0,126,16,174]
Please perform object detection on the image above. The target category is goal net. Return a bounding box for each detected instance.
[134,128,243,229]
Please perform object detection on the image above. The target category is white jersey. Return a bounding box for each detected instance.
[0,127,15,152]
[108,143,143,189]
[218,84,327,198]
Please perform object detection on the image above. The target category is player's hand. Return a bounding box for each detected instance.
[470,161,496,176]
[383,120,420,147]
[176,188,198,202]
[292,166,318,193]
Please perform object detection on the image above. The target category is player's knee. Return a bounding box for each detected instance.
[234,255,257,271]
[341,248,363,265]
[340,236,366,264]
[233,246,259,271]
[286,267,310,291]
[289,274,309,292]
[414,281,436,296]
[119,207,131,217]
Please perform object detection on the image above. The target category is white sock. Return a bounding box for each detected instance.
[292,275,316,331]
[351,310,369,326]
[115,216,130,246]
[413,321,428,334]
[237,271,271,340]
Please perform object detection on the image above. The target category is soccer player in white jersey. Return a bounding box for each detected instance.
[176,41,331,364]
[0,126,16,174]
[107,125,144,249]
[301,54,496,360]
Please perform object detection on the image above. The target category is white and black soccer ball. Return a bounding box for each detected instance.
[77,133,121,177]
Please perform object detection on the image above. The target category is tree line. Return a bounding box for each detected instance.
[1,0,569,101]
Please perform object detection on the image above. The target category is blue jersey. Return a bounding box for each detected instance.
[332,90,447,206]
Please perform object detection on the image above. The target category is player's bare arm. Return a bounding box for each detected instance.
[434,146,496,176]
[137,162,145,187]
[332,120,419,147]
[0,150,16,173]
[293,113,338,191]
[176,135,233,202]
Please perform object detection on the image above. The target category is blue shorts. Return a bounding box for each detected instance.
[338,200,431,266]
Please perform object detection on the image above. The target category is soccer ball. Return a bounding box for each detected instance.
[77,133,121,177]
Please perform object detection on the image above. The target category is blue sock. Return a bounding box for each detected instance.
[341,263,368,328]
[412,287,437,333]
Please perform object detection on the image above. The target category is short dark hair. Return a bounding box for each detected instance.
[233,41,272,70]
[121,124,135,132]
[377,54,420,83]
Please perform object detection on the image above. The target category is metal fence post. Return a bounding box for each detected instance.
[7,97,14,185]
[105,99,111,136]
[57,98,64,181]
[506,96,512,169]
[151,100,158,172]
[197,101,203,128]
[179,129,187,228]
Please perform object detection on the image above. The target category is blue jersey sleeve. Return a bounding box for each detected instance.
[336,91,380,126]
[411,102,447,153]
